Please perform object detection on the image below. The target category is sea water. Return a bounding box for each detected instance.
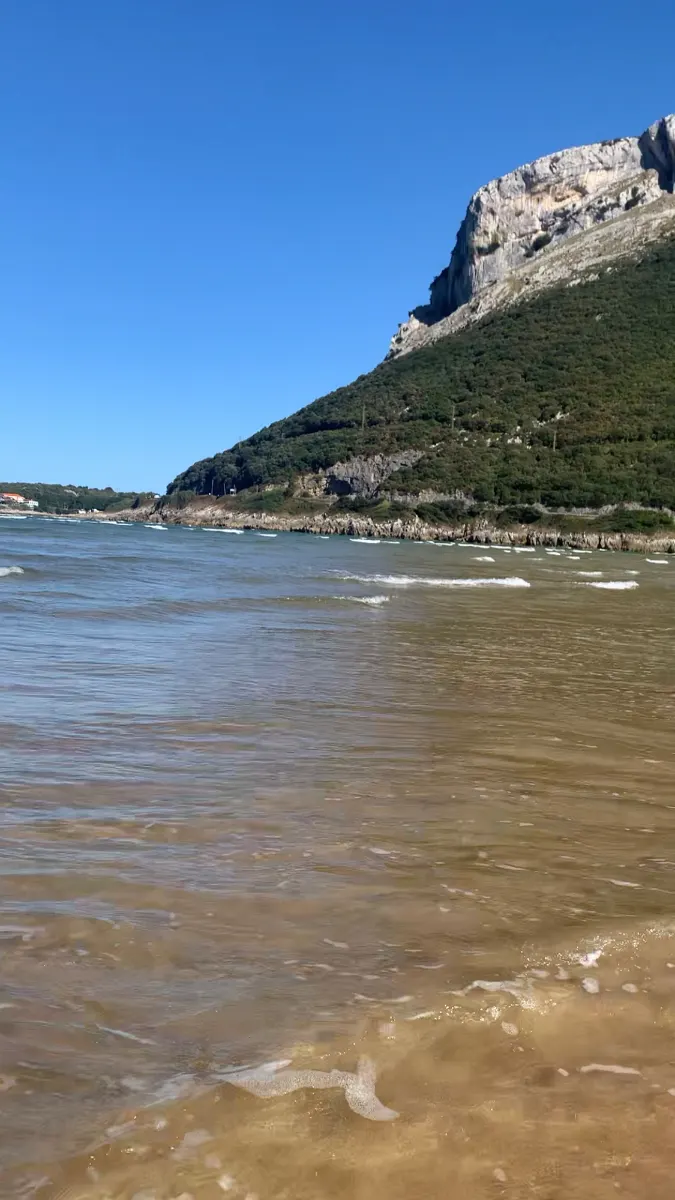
[1,517,675,1197]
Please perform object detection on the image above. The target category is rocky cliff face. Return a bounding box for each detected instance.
[389,115,675,358]
[295,451,424,498]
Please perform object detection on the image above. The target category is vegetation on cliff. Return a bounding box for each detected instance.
[169,238,675,511]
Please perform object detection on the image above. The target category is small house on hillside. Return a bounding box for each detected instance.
[0,493,39,509]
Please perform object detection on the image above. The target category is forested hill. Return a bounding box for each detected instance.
[168,239,675,511]
[0,482,154,514]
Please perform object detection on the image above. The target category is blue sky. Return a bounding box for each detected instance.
[2,0,675,492]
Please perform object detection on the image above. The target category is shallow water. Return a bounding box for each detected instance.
[2,518,675,1196]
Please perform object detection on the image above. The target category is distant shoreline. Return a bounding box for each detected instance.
[72,502,675,554]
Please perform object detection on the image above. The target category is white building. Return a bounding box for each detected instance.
[0,493,38,509]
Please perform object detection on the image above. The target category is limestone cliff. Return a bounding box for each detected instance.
[294,451,424,499]
[389,115,675,357]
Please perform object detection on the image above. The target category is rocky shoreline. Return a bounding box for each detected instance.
[85,501,675,554]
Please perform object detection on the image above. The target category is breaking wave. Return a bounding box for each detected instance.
[335,573,531,589]
[334,594,390,606]
[0,566,24,578]
[581,580,639,590]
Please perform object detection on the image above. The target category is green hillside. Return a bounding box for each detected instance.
[0,482,154,514]
[168,238,675,511]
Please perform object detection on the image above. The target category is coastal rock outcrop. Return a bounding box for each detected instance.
[295,450,424,498]
[91,502,675,555]
[389,114,675,357]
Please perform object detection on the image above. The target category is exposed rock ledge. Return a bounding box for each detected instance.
[86,503,675,554]
[389,114,675,357]
[295,450,424,498]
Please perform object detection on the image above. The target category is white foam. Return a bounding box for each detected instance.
[646,559,668,564]
[336,573,530,589]
[218,1055,398,1122]
[0,513,27,520]
[0,566,24,578]
[514,546,536,553]
[255,532,277,537]
[581,581,639,590]
[96,1024,156,1045]
[577,949,603,968]
[462,979,528,999]
[204,528,243,534]
[354,992,412,1004]
[580,1063,642,1077]
[576,571,603,577]
[473,556,495,563]
[350,538,381,544]
[335,595,390,607]
[144,524,168,530]
[581,978,600,994]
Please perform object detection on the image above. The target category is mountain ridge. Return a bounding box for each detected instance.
[388,114,675,357]
[168,115,675,525]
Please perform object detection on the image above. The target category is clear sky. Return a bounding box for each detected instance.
[2,0,675,492]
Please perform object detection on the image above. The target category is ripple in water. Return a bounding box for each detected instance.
[2,519,675,1198]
